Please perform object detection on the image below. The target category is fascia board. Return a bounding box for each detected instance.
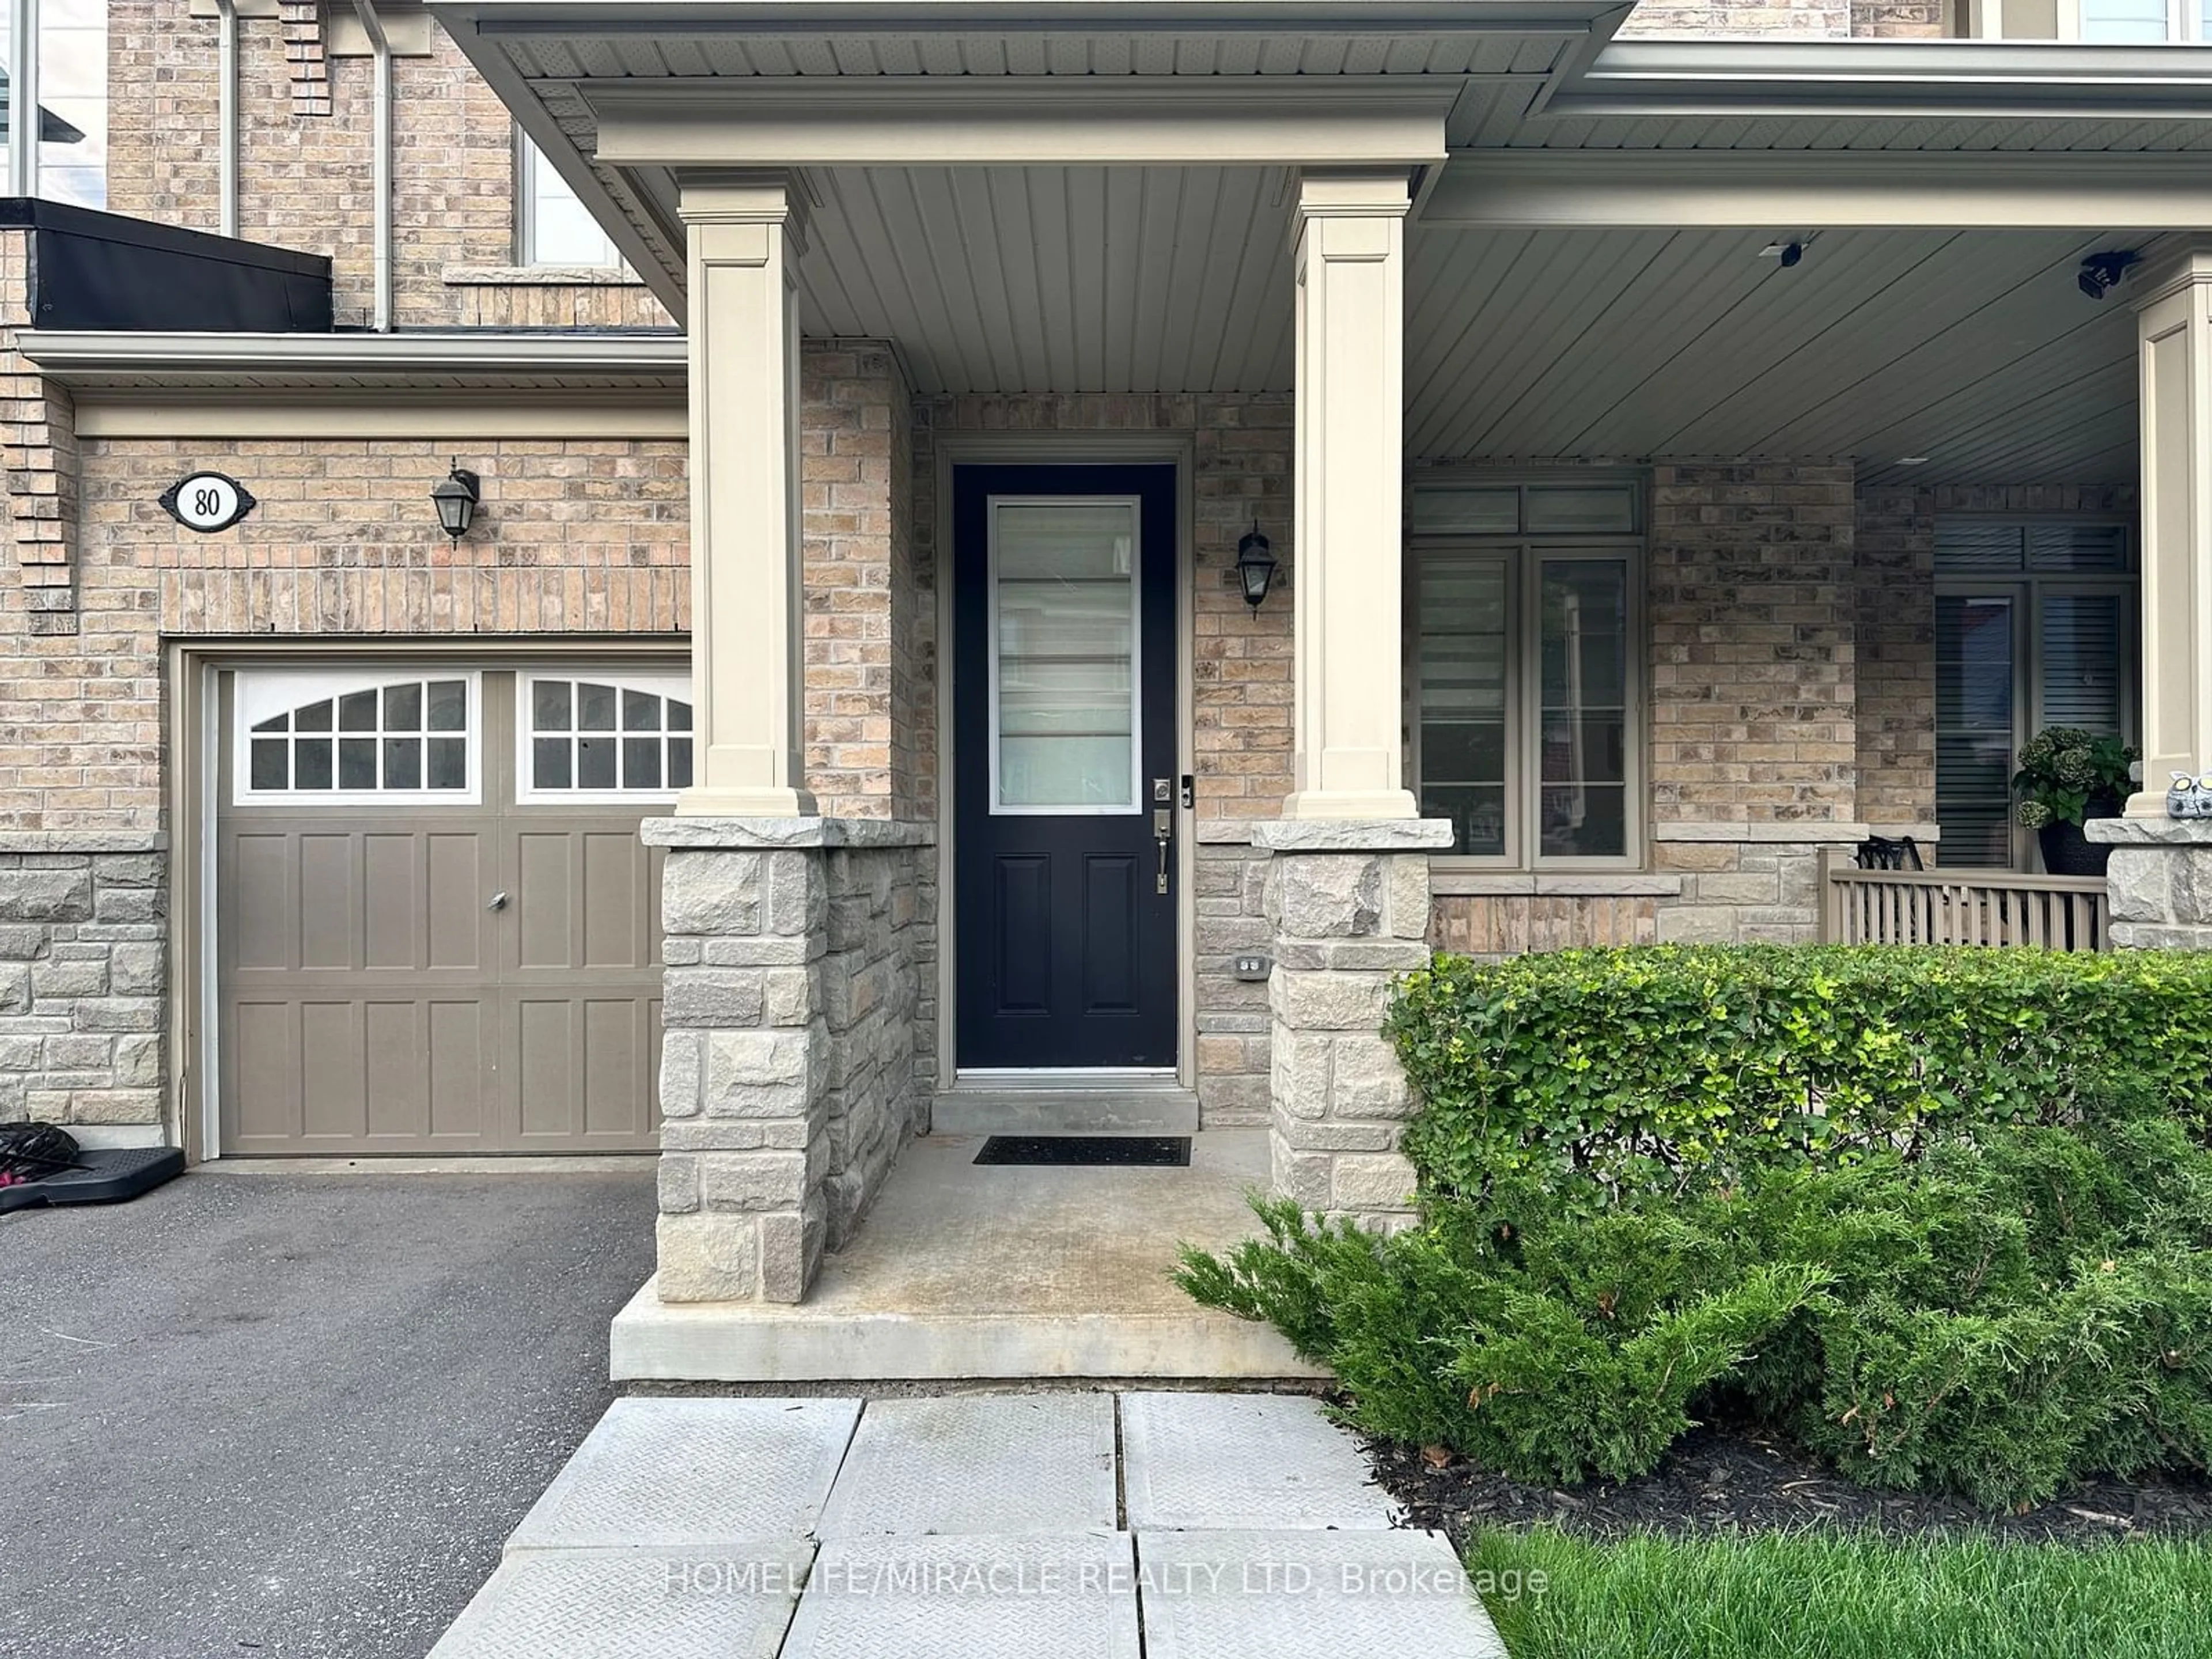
[16,330,691,386]
[588,76,1458,169]
[1555,40,2212,119]
[1425,150,2212,229]
[438,0,1621,38]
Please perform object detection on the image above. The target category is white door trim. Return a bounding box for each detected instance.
[931,432,1199,1094]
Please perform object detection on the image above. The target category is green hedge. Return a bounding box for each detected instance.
[1387,945,2212,1201]
[1178,1088,2212,1506]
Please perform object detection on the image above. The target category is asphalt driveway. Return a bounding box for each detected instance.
[0,1164,656,1659]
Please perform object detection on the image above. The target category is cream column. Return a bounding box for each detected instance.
[673,171,815,818]
[1283,171,1419,821]
[2131,244,2212,816]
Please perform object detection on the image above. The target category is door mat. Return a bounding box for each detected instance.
[0,1146,187,1214]
[974,1135,1192,1168]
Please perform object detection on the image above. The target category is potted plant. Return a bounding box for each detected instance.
[2013,726,2137,877]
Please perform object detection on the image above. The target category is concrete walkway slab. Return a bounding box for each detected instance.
[506,1397,862,1554]
[1136,1530,1508,1659]
[1120,1393,1395,1531]
[816,1395,1117,1539]
[429,1544,813,1659]
[779,1532,1141,1659]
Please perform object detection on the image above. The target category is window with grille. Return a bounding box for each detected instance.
[520,674,693,801]
[236,674,476,804]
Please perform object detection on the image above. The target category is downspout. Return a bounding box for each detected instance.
[350,0,393,331]
[215,0,238,237]
[8,0,38,194]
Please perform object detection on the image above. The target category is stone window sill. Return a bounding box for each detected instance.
[442,264,647,287]
[1429,870,1685,898]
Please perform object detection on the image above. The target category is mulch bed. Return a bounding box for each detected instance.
[1365,1415,2212,1546]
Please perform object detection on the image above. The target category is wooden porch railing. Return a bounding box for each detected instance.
[1818,854,2111,952]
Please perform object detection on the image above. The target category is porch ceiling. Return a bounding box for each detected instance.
[798,165,1294,396]
[1407,226,2153,487]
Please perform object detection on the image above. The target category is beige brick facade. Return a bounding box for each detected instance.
[104,1,669,332]
[1,433,687,835]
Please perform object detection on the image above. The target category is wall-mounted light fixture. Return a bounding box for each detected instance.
[1236,520,1278,611]
[430,460,480,541]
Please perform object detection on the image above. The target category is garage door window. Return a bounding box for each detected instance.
[521,674,693,801]
[236,673,479,804]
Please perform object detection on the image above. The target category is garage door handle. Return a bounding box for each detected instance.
[486,891,508,911]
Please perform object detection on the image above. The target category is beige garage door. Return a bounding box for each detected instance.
[217,664,687,1156]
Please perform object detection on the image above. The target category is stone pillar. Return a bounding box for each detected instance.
[2089,817,2212,949]
[1283,172,1418,823]
[1253,819,1451,1228]
[2131,243,2212,820]
[675,172,815,818]
[648,817,931,1304]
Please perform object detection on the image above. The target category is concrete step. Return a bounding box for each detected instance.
[611,1130,1326,1383]
[930,1088,1201,1135]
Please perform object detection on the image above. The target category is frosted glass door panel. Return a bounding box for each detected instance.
[991,500,1141,812]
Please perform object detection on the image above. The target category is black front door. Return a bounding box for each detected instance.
[953,463,1178,1071]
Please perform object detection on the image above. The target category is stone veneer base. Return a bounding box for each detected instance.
[1258,819,1449,1229]
[647,816,933,1304]
[2090,816,2212,950]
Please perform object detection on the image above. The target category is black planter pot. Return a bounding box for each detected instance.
[2038,814,2115,878]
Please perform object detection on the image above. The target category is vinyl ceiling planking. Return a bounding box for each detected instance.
[1403,226,2142,483]
[793,166,1294,396]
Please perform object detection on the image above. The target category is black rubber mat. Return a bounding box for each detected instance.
[0,1146,186,1214]
[974,1135,1192,1168]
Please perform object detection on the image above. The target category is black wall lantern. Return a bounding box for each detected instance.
[430,460,481,541]
[1236,519,1278,610]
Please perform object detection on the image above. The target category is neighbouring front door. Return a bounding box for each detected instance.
[953,464,1179,1071]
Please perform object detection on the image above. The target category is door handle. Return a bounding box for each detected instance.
[486,891,508,911]
[1153,791,1173,896]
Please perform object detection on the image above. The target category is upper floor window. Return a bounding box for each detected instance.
[518,136,621,268]
[1,0,109,206]
[1959,0,2210,40]
[1408,481,1643,868]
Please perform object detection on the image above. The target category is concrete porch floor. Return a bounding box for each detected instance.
[611,1128,1328,1382]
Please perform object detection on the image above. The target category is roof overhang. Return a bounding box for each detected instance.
[431,0,2212,329]
[429,0,1635,320]
[1555,40,2212,120]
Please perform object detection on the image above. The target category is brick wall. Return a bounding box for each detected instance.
[1647,462,1863,944]
[0,434,688,835]
[1649,463,1858,829]
[1855,484,1938,831]
[801,342,916,822]
[104,0,669,331]
[0,232,78,637]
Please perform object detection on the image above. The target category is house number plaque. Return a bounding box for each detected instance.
[160,471,257,534]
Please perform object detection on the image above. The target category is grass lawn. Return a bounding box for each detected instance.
[1466,1527,2212,1659]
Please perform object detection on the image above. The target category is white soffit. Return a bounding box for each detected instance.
[800,165,1295,395]
[1405,225,2150,484]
